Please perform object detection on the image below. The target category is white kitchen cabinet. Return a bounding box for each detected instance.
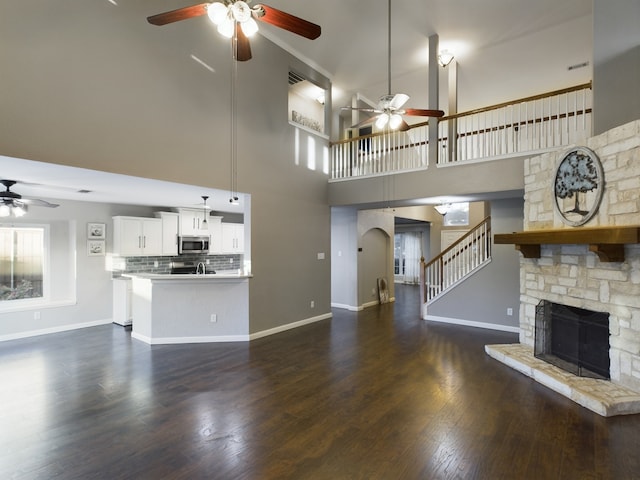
[113,216,163,256]
[177,208,211,236]
[221,223,244,253]
[155,211,179,256]
[112,277,132,326]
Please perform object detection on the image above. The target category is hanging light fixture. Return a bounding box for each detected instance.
[434,203,452,216]
[228,25,240,205]
[438,50,455,67]
[201,195,209,230]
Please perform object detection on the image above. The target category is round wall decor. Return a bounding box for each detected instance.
[553,146,604,226]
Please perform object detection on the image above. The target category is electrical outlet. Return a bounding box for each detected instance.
[229,258,233,264]
[153,261,159,268]
[206,259,210,265]
[507,308,513,316]
[372,288,376,296]
[310,300,315,308]
[34,311,41,320]
[210,314,217,323]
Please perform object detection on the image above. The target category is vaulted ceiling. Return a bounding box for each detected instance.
[0,0,594,209]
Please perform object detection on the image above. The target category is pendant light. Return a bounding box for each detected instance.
[201,195,209,230]
[229,25,240,205]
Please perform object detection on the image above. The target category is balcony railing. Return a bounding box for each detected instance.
[330,82,592,180]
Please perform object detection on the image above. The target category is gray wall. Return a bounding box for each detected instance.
[0,198,160,339]
[593,0,640,135]
[426,197,524,329]
[0,1,331,336]
[331,207,358,309]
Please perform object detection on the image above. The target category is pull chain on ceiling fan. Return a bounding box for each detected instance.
[147,1,321,61]
[342,0,444,131]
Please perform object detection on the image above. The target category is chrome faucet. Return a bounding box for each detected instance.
[196,262,206,274]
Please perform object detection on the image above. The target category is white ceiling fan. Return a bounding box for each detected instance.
[342,0,444,132]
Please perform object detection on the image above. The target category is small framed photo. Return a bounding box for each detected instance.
[87,222,106,239]
[87,240,105,256]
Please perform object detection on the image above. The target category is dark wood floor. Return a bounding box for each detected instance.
[2,285,640,479]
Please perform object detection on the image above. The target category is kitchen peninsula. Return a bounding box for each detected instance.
[125,273,251,344]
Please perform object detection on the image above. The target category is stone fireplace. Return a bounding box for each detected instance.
[487,119,640,416]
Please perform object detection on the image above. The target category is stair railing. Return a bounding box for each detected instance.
[420,216,492,305]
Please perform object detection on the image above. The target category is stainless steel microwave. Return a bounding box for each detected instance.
[178,235,210,254]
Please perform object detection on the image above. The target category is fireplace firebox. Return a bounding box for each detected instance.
[534,300,610,379]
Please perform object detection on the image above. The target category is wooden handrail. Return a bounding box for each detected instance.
[439,82,592,122]
[331,82,592,146]
[421,215,492,304]
[427,215,492,269]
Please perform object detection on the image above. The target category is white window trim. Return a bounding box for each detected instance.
[0,223,51,312]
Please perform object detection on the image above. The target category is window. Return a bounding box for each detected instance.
[0,226,46,302]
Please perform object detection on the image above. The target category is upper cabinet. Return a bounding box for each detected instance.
[113,216,163,256]
[154,211,179,256]
[221,223,244,254]
[177,208,211,236]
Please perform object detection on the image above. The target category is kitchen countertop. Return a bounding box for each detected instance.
[122,272,251,280]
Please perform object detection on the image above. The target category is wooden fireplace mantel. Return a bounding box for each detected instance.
[494,225,640,262]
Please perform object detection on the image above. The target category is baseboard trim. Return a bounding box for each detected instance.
[332,298,396,312]
[131,332,250,344]
[0,318,113,342]
[249,313,333,341]
[425,315,520,334]
[130,313,334,345]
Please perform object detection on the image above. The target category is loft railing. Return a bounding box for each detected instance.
[439,82,592,164]
[420,216,492,305]
[330,125,430,180]
[330,82,592,180]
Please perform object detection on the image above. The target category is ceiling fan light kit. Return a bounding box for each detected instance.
[147,1,321,62]
[0,180,59,217]
[0,201,27,218]
[342,0,444,132]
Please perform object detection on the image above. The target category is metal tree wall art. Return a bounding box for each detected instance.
[553,147,604,226]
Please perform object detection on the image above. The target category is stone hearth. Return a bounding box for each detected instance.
[486,344,640,416]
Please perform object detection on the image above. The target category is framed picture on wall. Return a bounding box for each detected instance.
[87,222,106,239]
[87,240,105,256]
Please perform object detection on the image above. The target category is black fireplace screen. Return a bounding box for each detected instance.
[534,300,610,379]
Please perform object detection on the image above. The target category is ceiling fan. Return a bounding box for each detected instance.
[342,0,444,132]
[0,180,59,217]
[147,1,321,62]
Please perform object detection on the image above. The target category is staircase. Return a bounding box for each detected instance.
[420,216,492,308]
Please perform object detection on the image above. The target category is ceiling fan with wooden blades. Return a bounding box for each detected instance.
[147,1,321,62]
[342,0,444,132]
[0,180,59,217]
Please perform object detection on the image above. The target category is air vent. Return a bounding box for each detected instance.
[288,71,306,85]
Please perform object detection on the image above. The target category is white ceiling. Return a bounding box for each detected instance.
[2,0,593,211]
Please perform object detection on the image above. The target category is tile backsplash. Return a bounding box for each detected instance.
[112,254,242,275]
